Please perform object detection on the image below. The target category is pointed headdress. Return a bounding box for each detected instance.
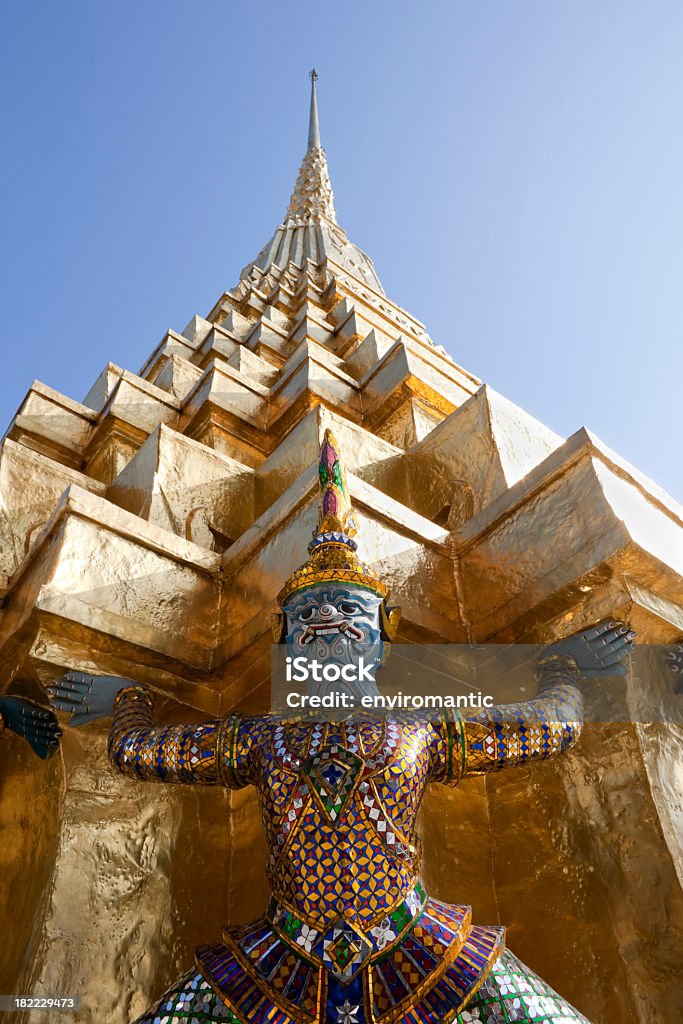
[276,430,389,606]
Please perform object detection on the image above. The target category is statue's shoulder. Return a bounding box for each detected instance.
[219,712,276,750]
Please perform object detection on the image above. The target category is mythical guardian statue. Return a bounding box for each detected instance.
[51,431,636,1024]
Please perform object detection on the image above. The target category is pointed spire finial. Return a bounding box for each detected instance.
[308,68,321,151]
[276,429,389,605]
[315,428,358,538]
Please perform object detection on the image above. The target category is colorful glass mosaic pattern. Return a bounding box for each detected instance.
[454,949,592,1023]
[133,949,591,1024]
[110,658,588,1024]
[316,430,358,538]
[193,909,504,1024]
[108,687,222,784]
[303,743,365,822]
[460,678,582,777]
[133,968,240,1023]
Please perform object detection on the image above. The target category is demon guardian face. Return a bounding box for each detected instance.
[281,585,384,700]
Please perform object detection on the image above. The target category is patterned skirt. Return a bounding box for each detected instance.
[133,950,591,1024]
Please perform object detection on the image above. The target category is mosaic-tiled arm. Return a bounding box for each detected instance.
[107,686,255,787]
[430,654,583,783]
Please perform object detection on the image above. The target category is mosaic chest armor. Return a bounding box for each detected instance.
[109,663,582,1024]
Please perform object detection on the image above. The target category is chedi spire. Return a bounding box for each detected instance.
[241,70,384,295]
[286,69,336,222]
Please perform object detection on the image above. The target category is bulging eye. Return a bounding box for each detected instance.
[299,607,315,620]
[339,603,359,615]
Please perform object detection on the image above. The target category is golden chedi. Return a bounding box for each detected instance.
[0,71,681,1023]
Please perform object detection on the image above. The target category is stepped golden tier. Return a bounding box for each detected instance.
[0,72,682,1024]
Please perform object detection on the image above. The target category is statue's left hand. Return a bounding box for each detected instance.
[0,696,62,759]
[547,619,636,677]
[47,671,138,726]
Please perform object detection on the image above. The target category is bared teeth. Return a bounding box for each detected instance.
[299,618,364,638]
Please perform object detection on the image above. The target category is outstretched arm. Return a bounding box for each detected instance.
[49,671,258,787]
[460,653,583,775]
[108,686,226,784]
[430,620,635,784]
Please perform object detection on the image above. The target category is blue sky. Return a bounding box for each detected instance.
[1,2,682,500]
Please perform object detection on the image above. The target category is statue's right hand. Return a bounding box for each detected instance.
[47,671,138,726]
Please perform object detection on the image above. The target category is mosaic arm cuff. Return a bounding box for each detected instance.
[107,690,258,787]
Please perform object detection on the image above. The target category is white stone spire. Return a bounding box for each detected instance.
[241,70,385,295]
